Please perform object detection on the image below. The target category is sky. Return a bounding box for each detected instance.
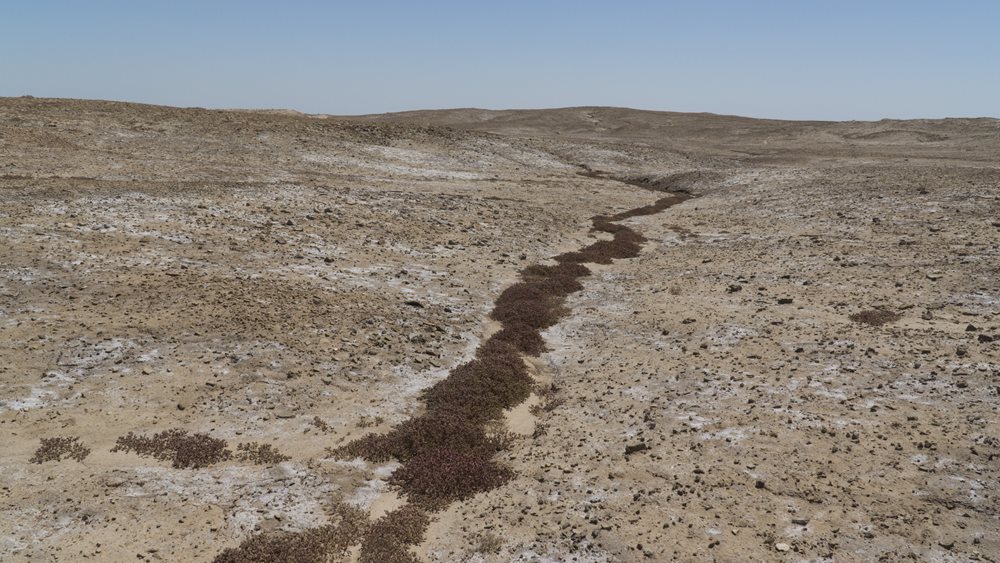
[2,1,998,120]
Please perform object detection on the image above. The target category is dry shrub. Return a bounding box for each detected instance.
[390,448,513,504]
[553,197,687,265]
[591,216,626,233]
[357,415,385,428]
[358,506,429,563]
[607,195,686,221]
[336,411,495,463]
[495,284,548,305]
[112,429,231,469]
[531,275,584,296]
[483,420,516,451]
[214,503,368,563]
[849,309,902,326]
[521,262,591,280]
[235,442,290,465]
[487,324,546,356]
[474,532,504,555]
[422,344,532,423]
[490,287,564,329]
[30,436,90,464]
[310,416,331,432]
[555,229,646,264]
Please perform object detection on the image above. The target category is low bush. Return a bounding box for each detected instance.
[489,287,564,329]
[112,428,231,469]
[555,229,646,264]
[521,262,591,280]
[422,351,532,424]
[849,309,901,326]
[214,503,368,563]
[30,436,90,464]
[235,442,290,465]
[390,448,513,504]
[487,323,546,356]
[607,195,686,221]
[336,410,495,463]
[358,506,429,563]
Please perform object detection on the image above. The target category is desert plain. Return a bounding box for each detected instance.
[1,97,998,561]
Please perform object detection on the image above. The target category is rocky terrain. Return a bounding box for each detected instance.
[1,97,998,561]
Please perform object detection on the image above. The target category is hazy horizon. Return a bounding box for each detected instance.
[3,1,998,121]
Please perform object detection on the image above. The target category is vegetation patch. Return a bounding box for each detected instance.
[489,284,565,329]
[30,436,90,464]
[235,442,290,465]
[421,343,533,424]
[389,447,513,505]
[487,323,547,356]
[111,428,231,469]
[324,189,688,560]
[214,503,368,563]
[336,410,498,463]
[555,229,646,264]
[849,308,902,326]
[520,262,591,280]
[358,506,429,563]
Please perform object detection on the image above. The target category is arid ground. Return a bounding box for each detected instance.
[1,98,998,561]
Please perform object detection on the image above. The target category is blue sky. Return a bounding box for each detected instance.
[2,1,997,120]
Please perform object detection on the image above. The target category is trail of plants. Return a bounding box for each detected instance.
[215,179,690,562]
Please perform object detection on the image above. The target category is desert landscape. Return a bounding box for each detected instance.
[1,97,998,561]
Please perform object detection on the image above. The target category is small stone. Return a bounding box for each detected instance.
[777,298,793,305]
[775,542,791,552]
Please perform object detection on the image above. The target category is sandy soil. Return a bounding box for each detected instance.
[1,98,998,562]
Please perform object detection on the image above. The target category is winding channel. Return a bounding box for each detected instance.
[215,174,692,562]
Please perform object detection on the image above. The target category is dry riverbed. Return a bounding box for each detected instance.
[1,99,998,561]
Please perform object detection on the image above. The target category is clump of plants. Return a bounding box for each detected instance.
[421,341,533,424]
[214,503,368,563]
[520,262,591,280]
[555,228,646,264]
[358,506,429,563]
[30,436,90,464]
[487,322,547,356]
[474,532,505,555]
[389,447,513,506]
[111,428,231,469]
[849,308,902,326]
[310,416,332,432]
[489,283,566,329]
[235,442,290,465]
[336,410,498,463]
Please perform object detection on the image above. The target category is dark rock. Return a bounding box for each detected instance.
[624,443,649,456]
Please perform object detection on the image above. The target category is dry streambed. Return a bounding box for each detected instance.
[213,178,690,562]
